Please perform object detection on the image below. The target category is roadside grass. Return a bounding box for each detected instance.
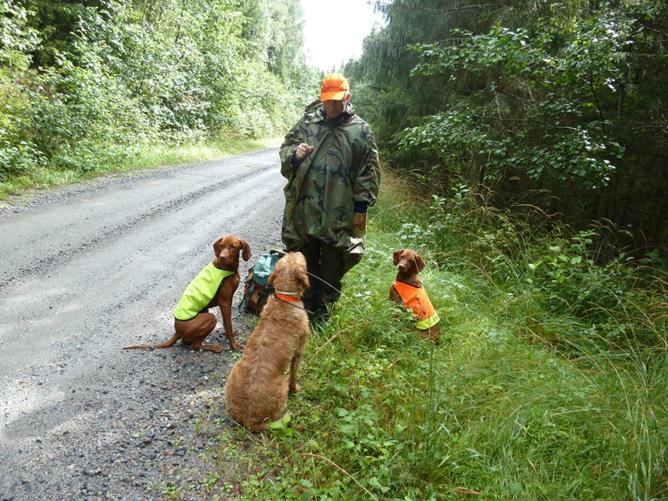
[0,135,281,201]
[211,173,666,500]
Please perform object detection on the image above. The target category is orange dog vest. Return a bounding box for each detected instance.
[393,281,440,330]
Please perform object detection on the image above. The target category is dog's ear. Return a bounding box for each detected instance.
[213,238,223,257]
[415,254,425,272]
[268,271,275,286]
[393,249,403,266]
[297,268,310,290]
[240,239,251,261]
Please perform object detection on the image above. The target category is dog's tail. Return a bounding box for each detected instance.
[123,333,179,350]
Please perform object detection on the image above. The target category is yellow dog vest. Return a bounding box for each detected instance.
[392,281,440,330]
[174,264,234,321]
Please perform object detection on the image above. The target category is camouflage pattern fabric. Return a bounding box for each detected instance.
[279,101,380,255]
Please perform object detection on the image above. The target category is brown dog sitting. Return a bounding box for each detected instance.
[389,248,441,344]
[124,235,250,353]
[224,252,310,432]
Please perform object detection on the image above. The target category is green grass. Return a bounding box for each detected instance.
[211,174,666,500]
[0,135,281,201]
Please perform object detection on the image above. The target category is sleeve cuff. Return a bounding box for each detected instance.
[354,201,368,213]
[291,153,302,168]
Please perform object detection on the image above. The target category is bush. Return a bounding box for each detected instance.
[221,174,666,500]
[0,0,318,187]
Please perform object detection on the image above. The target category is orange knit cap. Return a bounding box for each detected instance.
[320,73,350,102]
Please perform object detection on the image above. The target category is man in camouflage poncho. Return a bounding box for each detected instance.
[279,73,380,320]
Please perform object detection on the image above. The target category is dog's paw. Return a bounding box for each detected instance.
[194,343,224,353]
[289,383,302,394]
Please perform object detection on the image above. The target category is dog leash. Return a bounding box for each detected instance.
[265,249,345,316]
[272,249,343,296]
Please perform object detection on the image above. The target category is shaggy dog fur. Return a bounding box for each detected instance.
[224,252,310,431]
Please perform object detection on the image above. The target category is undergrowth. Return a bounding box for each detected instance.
[211,174,667,500]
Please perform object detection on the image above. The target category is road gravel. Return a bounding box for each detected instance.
[0,148,285,500]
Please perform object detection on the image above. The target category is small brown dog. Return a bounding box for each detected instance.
[124,235,250,353]
[389,248,441,343]
[224,252,310,431]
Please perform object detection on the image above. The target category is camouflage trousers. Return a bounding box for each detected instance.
[293,238,361,322]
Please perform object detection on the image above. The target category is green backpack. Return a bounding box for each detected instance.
[241,249,282,313]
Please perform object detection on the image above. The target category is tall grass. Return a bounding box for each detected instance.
[209,174,666,500]
[0,136,280,201]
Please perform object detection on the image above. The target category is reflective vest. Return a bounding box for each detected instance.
[174,264,234,321]
[392,281,440,330]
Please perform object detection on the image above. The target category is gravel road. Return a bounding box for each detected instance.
[0,148,285,500]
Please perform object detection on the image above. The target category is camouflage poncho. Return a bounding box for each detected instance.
[279,101,380,254]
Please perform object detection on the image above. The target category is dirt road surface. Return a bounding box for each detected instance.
[0,148,285,500]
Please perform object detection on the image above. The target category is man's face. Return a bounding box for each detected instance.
[323,98,347,119]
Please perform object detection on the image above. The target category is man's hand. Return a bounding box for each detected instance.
[352,211,367,231]
[295,143,314,161]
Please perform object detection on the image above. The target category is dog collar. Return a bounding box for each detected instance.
[274,291,302,303]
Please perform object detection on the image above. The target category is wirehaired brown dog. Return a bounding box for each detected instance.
[124,235,250,353]
[224,252,310,431]
[389,248,441,344]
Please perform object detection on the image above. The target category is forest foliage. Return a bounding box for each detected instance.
[346,0,668,256]
[2,2,666,498]
[0,0,317,184]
